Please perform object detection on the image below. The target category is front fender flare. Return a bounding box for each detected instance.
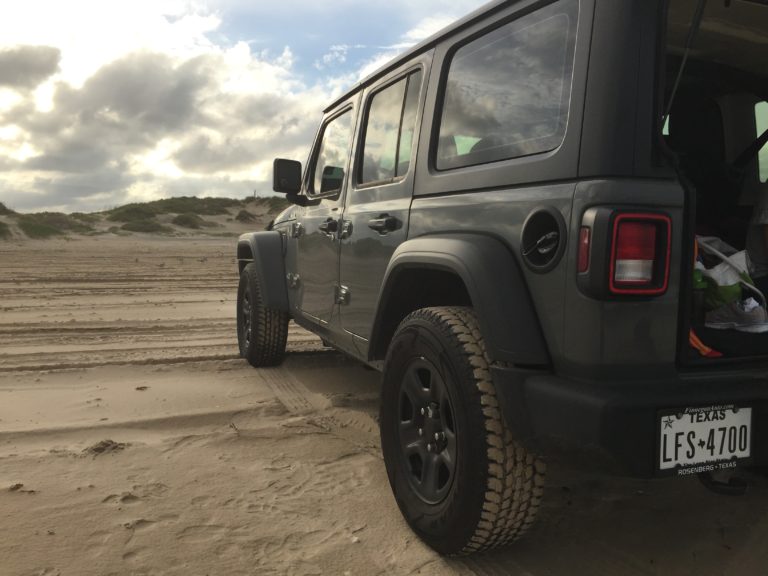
[236,231,289,312]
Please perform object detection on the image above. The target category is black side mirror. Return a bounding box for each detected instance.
[273,158,302,194]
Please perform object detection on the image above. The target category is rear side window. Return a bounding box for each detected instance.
[311,109,354,197]
[359,71,422,185]
[436,0,578,171]
[758,101,768,183]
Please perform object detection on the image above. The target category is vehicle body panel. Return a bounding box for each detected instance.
[244,0,768,478]
[339,54,432,340]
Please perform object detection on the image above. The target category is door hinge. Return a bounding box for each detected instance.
[286,273,301,289]
[290,222,304,238]
[340,219,353,240]
[334,285,351,305]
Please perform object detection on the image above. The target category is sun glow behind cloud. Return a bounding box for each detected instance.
[0,1,220,88]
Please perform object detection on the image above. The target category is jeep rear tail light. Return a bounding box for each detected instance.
[609,213,671,295]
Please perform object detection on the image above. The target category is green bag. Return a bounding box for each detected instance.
[696,236,764,311]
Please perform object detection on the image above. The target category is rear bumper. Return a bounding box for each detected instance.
[492,366,768,478]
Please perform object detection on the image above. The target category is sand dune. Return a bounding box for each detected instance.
[2,232,768,575]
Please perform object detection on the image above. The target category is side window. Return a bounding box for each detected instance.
[311,109,354,197]
[757,101,768,183]
[436,0,578,171]
[359,70,423,185]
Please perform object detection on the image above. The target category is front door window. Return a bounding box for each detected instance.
[312,109,354,197]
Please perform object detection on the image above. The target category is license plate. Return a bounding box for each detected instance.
[658,405,752,474]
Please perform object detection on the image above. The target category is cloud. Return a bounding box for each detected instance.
[0,43,328,211]
[11,52,213,177]
[353,12,472,81]
[0,46,60,89]
[400,16,457,44]
[0,0,488,213]
[315,45,350,70]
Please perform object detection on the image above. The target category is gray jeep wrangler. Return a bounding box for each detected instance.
[237,0,768,555]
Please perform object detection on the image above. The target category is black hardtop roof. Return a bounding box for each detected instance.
[323,0,507,113]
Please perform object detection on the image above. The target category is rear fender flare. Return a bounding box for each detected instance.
[370,234,549,365]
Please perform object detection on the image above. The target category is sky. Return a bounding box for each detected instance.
[0,0,487,213]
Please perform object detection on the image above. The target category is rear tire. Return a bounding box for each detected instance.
[380,306,545,555]
[237,263,288,367]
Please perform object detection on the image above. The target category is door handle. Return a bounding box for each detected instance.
[367,214,401,234]
[318,218,339,234]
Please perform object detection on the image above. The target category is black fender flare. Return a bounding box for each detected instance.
[236,231,289,311]
[369,234,549,366]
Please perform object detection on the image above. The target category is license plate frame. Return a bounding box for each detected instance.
[657,405,753,476]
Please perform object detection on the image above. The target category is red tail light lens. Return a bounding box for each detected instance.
[609,213,671,295]
[614,222,656,283]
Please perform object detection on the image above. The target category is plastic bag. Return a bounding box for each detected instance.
[697,236,765,309]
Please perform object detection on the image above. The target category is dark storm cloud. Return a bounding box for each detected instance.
[14,51,215,176]
[4,48,321,211]
[33,165,132,198]
[174,110,316,172]
[66,52,213,133]
[159,174,265,197]
[173,91,319,173]
[0,45,60,89]
[231,94,318,142]
[0,167,131,212]
[25,137,112,173]
[174,134,256,172]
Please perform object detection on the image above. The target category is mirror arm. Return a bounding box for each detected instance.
[286,194,319,207]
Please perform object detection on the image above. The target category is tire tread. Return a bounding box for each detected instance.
[403,306,545,554]
[238,263,288,367]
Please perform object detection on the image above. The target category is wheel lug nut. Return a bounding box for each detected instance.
[434,432,439,440]
[418,428,423,436]
[427,443,433,452]
[420,408,425,416]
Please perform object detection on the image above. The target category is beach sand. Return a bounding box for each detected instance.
[2,231,768,576]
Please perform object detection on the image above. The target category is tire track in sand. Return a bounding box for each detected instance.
[0,235,324,372]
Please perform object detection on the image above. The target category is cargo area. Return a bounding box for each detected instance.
[664,0,768,361]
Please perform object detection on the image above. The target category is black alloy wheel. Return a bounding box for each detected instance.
[398,357,457,505]
[380,306,545,555]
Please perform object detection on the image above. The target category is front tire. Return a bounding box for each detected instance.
[380,306,545,555]
[237,263,288,367]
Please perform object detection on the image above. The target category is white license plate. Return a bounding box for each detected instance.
[659,406,752,474]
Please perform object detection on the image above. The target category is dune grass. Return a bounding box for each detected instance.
[0,221,11,239]
[107,196,244,222]
[71,212,101,224]
[172,213,217,229]
[264,196,290,213]
[106,204,158,223]
[153,196,242,215]
[235,209,256,223]
[17,213,93,238]
[9,195,285,239]
[121,220,174,234]
[18,218,64,239]
[245,196,289,214]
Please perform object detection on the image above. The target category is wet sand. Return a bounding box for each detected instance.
[1,233,768,576]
